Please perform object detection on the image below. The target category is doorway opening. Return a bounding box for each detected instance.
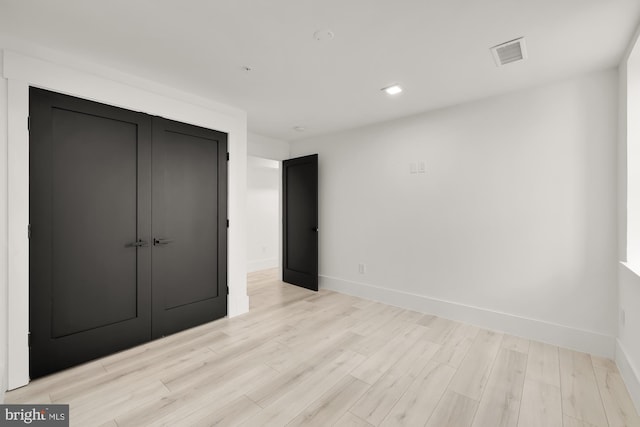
[246,156,283,309]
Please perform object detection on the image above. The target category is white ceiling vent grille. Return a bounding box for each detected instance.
[490,37,527,66]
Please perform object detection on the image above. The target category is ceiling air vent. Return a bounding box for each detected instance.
[490,37,527,66]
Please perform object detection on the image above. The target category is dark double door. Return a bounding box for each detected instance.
[29,88,227,379]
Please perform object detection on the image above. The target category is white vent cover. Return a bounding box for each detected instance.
[490,37,527,66]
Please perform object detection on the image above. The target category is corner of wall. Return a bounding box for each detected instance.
[0,48,9,400]
[247,132,291,161]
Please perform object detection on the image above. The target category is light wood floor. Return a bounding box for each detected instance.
[7,269,640,426]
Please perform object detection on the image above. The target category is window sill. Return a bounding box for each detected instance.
[621,261,640,279]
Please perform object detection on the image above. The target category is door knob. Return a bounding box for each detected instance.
[153,238,174,246]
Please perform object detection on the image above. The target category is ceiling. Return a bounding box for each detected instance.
[1,0,639,141]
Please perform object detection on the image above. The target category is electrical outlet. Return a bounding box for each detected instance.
[358,263,366,274]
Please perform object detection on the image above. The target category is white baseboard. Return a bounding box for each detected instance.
[320,275,616,358]
[616,340,640,413]
[248,258,278,273]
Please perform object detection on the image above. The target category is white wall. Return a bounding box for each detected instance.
[291,69,619,357]
[247,156,280,272]
[0,46,249,391]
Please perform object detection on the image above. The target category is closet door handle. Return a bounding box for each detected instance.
[125,239,148,248]
[153,238,173,246]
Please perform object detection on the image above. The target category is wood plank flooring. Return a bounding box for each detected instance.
[6,269,640,426]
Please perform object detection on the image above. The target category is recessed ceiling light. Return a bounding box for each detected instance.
[313,29,334,41]
[293,126,306,132]
[382,85,403,95]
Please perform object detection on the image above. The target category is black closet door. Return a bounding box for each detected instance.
[29,88,153,379]
[151,117,228,338]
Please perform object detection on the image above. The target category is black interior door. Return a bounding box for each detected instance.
[151,117,228,338]
[29,87,153,378]
[29,88,228,379]
[283,154,319,291]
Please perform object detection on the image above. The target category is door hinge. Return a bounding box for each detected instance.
[28,331,31,348]
[226,219,229,228]
[28,224,31,239]
[226,284,229,295]
[226,152,229,161]
[27,116,30,132]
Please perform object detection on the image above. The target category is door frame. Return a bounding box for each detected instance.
[2,50,249,390]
